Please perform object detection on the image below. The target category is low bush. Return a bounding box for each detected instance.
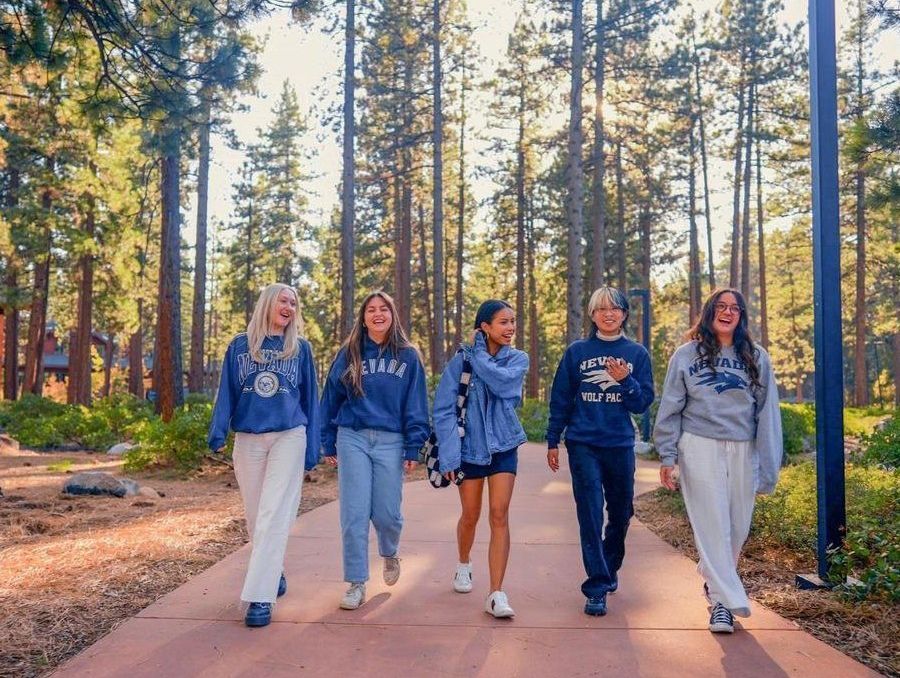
[844,406,892,437]
[754,461,899,602]
[854,411,899,470]
[519,398,548,442]
[124,401,214,472]
[780,403,815,458]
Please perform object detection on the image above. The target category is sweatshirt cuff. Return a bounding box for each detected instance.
[404,445,421,461]
[208,436,224,452]
[547,436,560,449]
[620,374,639,393]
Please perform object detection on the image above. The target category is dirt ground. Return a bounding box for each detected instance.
[0,447,350,678]
[635,489,899,678]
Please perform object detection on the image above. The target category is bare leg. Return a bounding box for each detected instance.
[457,478,484,564]
[486,473,515,591]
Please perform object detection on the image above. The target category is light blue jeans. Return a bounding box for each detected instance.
[337,427,405,583]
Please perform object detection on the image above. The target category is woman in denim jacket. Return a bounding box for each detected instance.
[433,300,529,618]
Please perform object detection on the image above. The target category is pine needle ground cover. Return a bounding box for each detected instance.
[635,457,900,677]
[0,449,341,678]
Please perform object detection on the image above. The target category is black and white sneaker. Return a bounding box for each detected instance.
[708,602,734,633]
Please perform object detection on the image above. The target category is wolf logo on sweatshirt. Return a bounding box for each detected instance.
[582,368,620,391]
[695,369,747,394]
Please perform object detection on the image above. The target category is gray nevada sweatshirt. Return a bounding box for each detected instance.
[653,341,783,494]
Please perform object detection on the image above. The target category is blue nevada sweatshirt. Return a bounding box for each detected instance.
[319,335,430,461]
[546,333,655,449]
[207,333,320,471]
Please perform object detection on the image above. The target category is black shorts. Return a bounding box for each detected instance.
[460,448,518,480]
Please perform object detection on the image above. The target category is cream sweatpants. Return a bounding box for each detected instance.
[678,430,755,617]
[232,425,306,603]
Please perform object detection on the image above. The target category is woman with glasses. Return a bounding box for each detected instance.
[654,288,783,634]
[546,286,654,617]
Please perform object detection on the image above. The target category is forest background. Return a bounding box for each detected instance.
[0,0,897,420]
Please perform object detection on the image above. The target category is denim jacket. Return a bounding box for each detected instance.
[432,333,529,472]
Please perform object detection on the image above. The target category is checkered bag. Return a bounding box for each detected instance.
[422,356,472,488]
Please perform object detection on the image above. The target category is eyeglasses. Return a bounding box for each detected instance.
[714,303,743,314]
[595,306,624,314]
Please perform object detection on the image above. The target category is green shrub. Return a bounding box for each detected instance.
[519,398,549,442]
[755,460,899,601]
[855,411,899,470]
[844,406,892,437]
[780,403,815,457]
[124,402,213,472]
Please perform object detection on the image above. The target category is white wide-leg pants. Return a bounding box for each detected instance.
[678,430,755,617]
[232,425,306,603]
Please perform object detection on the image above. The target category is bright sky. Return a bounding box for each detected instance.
[194,0,894,280]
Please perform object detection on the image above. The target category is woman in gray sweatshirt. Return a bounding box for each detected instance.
[653,288,782,634]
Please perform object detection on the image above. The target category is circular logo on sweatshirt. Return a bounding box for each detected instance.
[253,371,279,398]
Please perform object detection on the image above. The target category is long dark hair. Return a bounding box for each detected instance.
[687,288,761,390]
[341,290,418,397]
[473,299,513,330]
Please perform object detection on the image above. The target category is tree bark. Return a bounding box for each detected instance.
[565,0,585,343]
[853,5,868,407]
[417,204,436,372]
[729,53,747,289]
[614,139,626,291]
[454,59,467,350]
[243,163,255,325]
[691,23,715,291]
[755,98,769,349]
[590,0,607,294]
[103,334,114,398]
[431,0,446,369]
[340,0,356,336]
[740,82,754,303]
[189,100,211,393]
[128,297,144,398]
[515,71,527,350]
[526,198,540,399]
[154,131,185,421]
[688,119,702,324]
[68,180,96,406]
[3,168,20,400]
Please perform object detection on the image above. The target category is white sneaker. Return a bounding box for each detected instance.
[340,583,366,610]
[485,590,515,618]
[383,556,401,586]
[453,562,473,593]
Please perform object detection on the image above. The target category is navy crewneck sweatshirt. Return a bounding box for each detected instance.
[547,333,654,449]
[320,335,429,460]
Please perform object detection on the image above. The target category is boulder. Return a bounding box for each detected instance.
[107,442,135,456]
[138,486,160,499]
[0,434,20,453]
[63,472,140,498]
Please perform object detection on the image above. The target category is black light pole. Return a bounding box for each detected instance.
[797,0,847,589]
[629,288,651,441]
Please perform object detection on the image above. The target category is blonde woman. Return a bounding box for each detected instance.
[208,283,320,628]
[320,291,429,611]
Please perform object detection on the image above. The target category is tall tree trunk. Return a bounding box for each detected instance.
[431,0,446,369]
[243,164,255,325]
[565,0,585,343]
[23,158,54,396]
[615,139,626,291]
[526,198,540,399]
[454,59,467,350]
[3,168,20,400]
[417,204,436,372]
[740,82,754,302]
[400,161,412,331]
[853,4,868,407]
[590,0,607,293]
[154,129,184,421]
[189,101,211,393]
[688,119,702,324]
[515,76,527,350]
[729,53,747,289]
[893,332,900,408]
[755,98,769,349]
[103,334,114,397]
[68,179,96,406]
[128,298,144,398]
[340,0,356,336]
[691,22,715,291]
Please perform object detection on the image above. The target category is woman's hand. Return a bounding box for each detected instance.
[659,465,679,491]
[325,455,338,467]
[443,470,458,483]
[547,448,560,472]
[606,357,630,382]
[404,460,418,473]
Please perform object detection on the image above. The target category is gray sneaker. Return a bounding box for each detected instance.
[340,583,366,610]
[709,602,734,633]
[383,556,401,586]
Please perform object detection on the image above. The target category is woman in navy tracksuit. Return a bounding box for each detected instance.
[320,290,429,611]
[546,286,654,617]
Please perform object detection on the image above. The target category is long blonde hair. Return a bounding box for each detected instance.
[341,290,418,397]
[247,283,303,363]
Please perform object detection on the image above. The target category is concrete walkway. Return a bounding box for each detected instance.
[54,443,876,677]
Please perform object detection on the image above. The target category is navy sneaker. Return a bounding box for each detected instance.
[245,602,272,627]
[584,595,608,616]
[277,573,287,597]
[608,577,618,594]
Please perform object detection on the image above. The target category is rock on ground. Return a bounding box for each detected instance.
[63,472,141,498]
